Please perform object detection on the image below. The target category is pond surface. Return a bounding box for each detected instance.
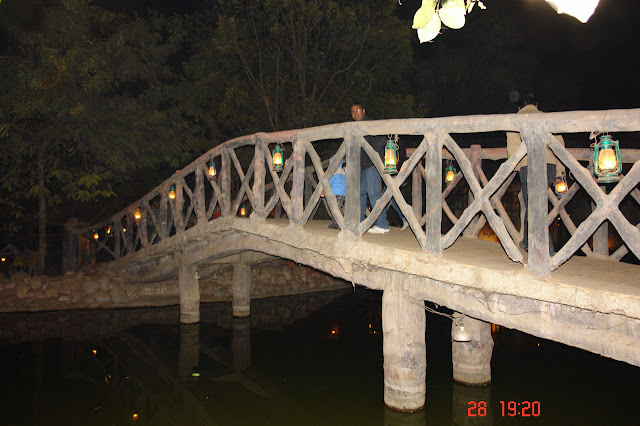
[0,288,637,425]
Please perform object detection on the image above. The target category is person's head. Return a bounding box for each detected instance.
[350,103,365,121]
[519,91,538,110]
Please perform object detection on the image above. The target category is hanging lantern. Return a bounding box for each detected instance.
[383,136,398,175]
[168,185,176,200]
[240,205,247,216]
[445,160,456,183]
[93,230,99,240]
[452,320,472,342]
[554,175,568,198]
[208,160,217,181]
[106,225,111,235]
[272,144,284,172]
[593,135,622,183]
[134,209,141,221]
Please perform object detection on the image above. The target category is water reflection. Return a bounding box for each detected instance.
[0,288,638,425]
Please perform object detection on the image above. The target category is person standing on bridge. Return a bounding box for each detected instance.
[350,102,390,234]
[507,91,565,254]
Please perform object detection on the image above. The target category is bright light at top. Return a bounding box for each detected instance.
[545,0,600,23]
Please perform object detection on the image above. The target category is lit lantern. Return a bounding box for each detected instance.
[208,160,217,181]
[445,161,456,183]
[240,205,247,216]
[554,175,568,198]
[93,230,99,240]
[272,144,284,172]
[545,0,599,24]
[123,227,126,233]
[593,135,622,183]
[134,209,141,221]
[168,185,176,200]
[1,257,5,262]
[452,320,471,342]
[383,137,398,175]
[106,225,111,235]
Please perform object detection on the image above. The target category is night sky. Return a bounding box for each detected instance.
[409,0,640,115]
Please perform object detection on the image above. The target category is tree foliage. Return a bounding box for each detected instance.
[189,0,421,135]
[0,0,211,269]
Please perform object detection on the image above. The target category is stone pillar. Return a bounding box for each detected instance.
[452,314,493,385]
[178,261,200,324]
[177,323,200,381]
[232,317,251,371]
[382,283,426,412]
[232,262,251,317]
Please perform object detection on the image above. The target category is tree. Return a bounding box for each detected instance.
[188,0,422,137]
[0,0,210,273]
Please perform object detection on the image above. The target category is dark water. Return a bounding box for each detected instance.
[0,288,638,425]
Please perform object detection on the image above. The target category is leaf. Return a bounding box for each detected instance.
[439,0,466,29]
[417,13,441,43]
[412,0,436,29]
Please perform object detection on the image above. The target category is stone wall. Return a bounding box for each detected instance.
[0,259,349,313]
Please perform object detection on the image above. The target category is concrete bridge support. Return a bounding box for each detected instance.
[232,262,251,317]
[451,314,493,385]
[178,261,200,324]
[382,283,426,412]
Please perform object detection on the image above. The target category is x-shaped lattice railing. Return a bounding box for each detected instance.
[68,109,640,279]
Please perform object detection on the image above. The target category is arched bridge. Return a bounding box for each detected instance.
[67,109,640,411]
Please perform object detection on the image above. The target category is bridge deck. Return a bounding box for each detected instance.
[113,216,640,366]
[265,218,640,300]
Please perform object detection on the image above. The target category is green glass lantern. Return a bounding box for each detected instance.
[384,138,398,175]
[445,161,456,184]
[272,144,284,172]
[593,135,622,183]
[168,185,176,200]
[208,160,217,181]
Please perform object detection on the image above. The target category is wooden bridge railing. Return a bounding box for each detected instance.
[67,109,640,278]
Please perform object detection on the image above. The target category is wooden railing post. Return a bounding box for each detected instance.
[220,148,232,217]
[342,129,360,236]
[194,163,206,224]
[159,189,170,239]
[252,137,266,218]
[291,137,306,225]
[522,125,551,278]
[138,205,148,248]
[412,162,423,221]
[463,145,483,237]
[125,210,133,254]
[175,178,185,231]
[424,130,442,253]
[589,159,609,257]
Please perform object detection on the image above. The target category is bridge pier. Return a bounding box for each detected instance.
[451,314,493,385]
[178,262,200,323]
[232,262,251,317]
[382,283,426,412]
